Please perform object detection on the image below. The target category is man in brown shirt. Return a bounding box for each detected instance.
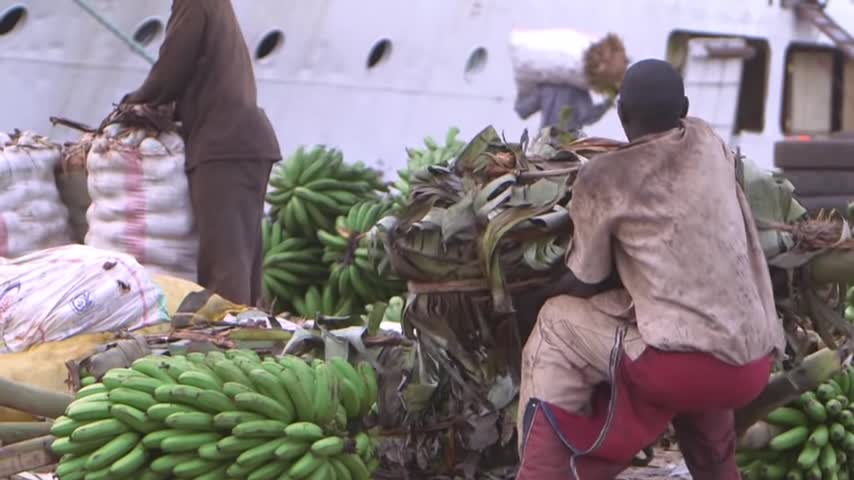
[516,60,784,479]
[123,0,281,306]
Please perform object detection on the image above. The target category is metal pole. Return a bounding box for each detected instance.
[71,0,156,65]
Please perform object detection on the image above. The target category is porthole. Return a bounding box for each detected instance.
[366,39,392,69]
[464,47,488,79]
[133,18,164,46]
[0,5,27,36]
[256,30,284,61]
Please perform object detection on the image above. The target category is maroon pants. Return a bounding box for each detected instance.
[517,348,772,480]
[188,159,274,306]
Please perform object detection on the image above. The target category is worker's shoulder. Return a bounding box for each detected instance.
[574,146,639,193]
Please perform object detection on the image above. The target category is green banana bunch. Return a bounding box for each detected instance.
[291,284,358,320]
[52,351,382,480]
[261,218,328,309]
[738,366,854,479]
[394,127,466,202]
[266,146,386,239]
[318,201,404,306]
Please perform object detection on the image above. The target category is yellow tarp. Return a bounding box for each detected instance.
[0,332,116,421]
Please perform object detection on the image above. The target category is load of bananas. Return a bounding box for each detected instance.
[738,366,854,479]
[266,146,385,239]
[262,219,328,306]
[393,128,466,202]
[51,351,380,480]
[317,201,404,306]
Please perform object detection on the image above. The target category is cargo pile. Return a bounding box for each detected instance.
[50,350,380,480]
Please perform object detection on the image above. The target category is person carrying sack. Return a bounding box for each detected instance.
[515,59,785,479]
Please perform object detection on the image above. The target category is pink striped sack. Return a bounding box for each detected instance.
[85,123,198,281]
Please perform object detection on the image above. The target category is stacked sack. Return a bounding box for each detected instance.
[85,122,198,281]
[0,130,72,258]
[51,350,380,480]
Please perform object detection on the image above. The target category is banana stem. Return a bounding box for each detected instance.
[734,348,843,435]
[0,422,53,445]
[0,378,73,419]
[227,328,293,342]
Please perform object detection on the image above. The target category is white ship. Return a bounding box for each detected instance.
[0,0,852,172]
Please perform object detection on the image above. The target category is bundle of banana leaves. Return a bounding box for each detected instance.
[369,126,624,477]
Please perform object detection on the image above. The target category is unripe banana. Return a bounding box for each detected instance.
[85,431,140,471]
[284,422,325,442]
[179,370,222,391]
[312,363,338,426]
[198,441,237,460]
[120,375,165,396]
[213,360,256,389]
[172,457,222,478]
[274,437,311,461]
[331,457,353,480]
[66,400,113,422]
[160,432,222,453]
[150,452,196,474]
[216,435,267,454]
[165,411,216,431]
[110,403,159,434]
[233,419,289,438]
[76,383,108,398]
[55,454,90,478]
[311,436,346,457]
[234,391,293,423]
[51,416,83,437]
[236,438,289,468]
[71,418,129,443]
[131,359,175,384]
[287,451,324,479]
[108,441,146,476]
[249,368,296,422]
[339,452,371,480]
[51,437,110,456]
[147,402,201,422]
[279,368,314,422]
[212,410,266,430]
[223,381,255,399]
[142,429,182,449]
[247,460,289,480]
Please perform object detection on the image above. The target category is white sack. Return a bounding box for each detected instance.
[509,28,594,91]
[85,124,198,281]
[0,131,73,258]
[0,244,168,353]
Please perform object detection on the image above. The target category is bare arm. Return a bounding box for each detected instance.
[124,1,205,105]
